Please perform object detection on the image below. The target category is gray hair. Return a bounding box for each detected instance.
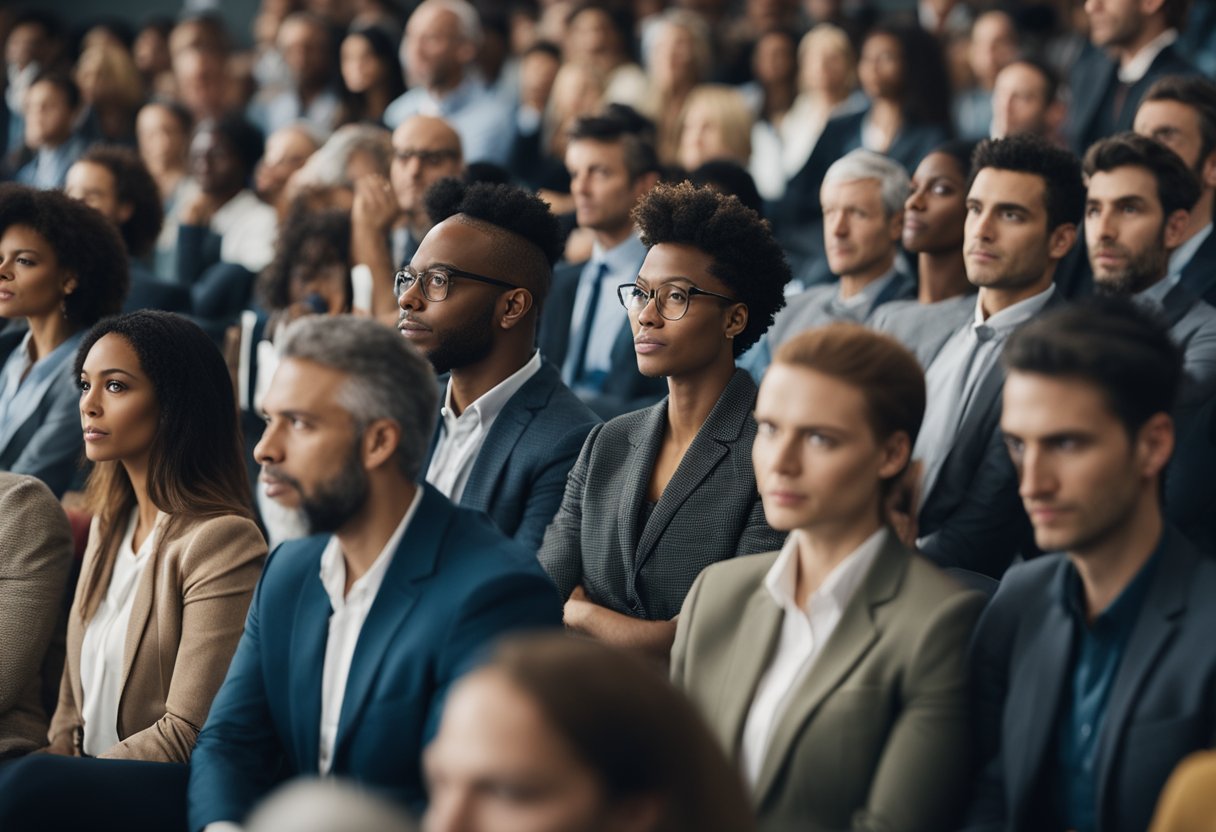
[406,0,482,47]
[279,316,438,481]
[821,149,911,218]
[293,123,393,188]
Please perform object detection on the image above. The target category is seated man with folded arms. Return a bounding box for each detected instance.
[399,179,599,551]
[965,296,1216,832]
[188,315,562,831]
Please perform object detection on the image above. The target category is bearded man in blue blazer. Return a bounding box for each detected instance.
[187,315,562,831]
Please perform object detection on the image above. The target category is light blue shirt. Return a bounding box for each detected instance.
[383,76,515,166]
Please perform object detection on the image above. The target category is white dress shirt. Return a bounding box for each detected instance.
[426,350,542,501]
[316,489,421,775]
[1117,28,1178,84]
[210,189,279,275]
[79,508,162,757]
[913,285,1056,507]
[739,527,887,787]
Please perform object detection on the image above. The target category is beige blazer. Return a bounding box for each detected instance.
[0,473,73,759]
[47,511,265,762]
[671,533,985,832]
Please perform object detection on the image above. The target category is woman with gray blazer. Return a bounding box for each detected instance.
[539,183,789,659]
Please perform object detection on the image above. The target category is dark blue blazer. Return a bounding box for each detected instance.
[964,526,1216,832]
[187,484,562,830]
[1177,227,1216,305]
[1066,42,1197,156]
[428,360,600,552]
[537,260,668,419]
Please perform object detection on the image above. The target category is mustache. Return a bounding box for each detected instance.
[262,465,304,493]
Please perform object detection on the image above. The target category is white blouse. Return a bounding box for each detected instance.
[79,508,160,756]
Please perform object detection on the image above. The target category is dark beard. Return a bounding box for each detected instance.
[300,439,370,534]
[425,300,497,374]
[1093,233,1170,297]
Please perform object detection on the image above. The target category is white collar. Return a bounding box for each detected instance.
[1117,29,1178,84]
[440,350,542,430]
[973,283,1056,333]
[318,488,422,609]
[764,527,888,615]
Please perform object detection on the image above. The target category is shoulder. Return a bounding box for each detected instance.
[984,554,1065,613]
[0,471,63,515]
[898,554,988,618]
[165,513,268,571]
[437,504,551,581]
[522,364,599,424]
[553,260,588,283]
[691,551,779,609]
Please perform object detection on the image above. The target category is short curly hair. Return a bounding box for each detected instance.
[971,134,1084,232]
[632,181,789,356]
[0,183,128,330]
[425,177,563,304]
[76,145,164,258]
[257,201,351,311]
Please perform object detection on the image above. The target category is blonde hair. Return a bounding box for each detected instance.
[798,23,857,94]
[678,84,753,168]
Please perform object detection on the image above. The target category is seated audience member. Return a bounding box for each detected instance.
[966,296,1216,832]
[990,58,1063,141]
[178,114,276,282]
[136,99,196,281]
[338,25,406,127]
[769,149,914,339]
[563,3,648,115]
[0,185,128,497]
[673,324,985,831]
[1149,752,1216,832]
[1065,0,1195,155]
[289,123,392,197]
[675,84,753,173]
[954,11,1019,141]
[400,179,599,551]
[638,10,711,167]
[538,182,787,659]
[538,106,669,418]
[250,12,341,136]
[1134,75,1216,303]
[65,146,192,314]
[188,315,562,828]
[3,12,65,159]
[425,633,756,832]
[254,124,320,219]
[0,311,266,831]
[0,473,73,759]
[871,140,978,366]
[743,29,799,161]
[770,24,951,275]
[171,46,230,126]
[1083,132,1216,408]
[907,135,1083,578]
[383,0,514,166]
[13,72,88,190]
[507,40,576,193]
[74,37,143,145]
[351,115,463,323]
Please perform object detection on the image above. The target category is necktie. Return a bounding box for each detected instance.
[571,261,610,386]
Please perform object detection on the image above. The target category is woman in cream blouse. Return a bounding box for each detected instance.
[672,325,985,831]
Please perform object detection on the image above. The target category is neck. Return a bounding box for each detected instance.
[1069,495,1162,623]
[363,86,390,119]
[123,456,159,544]
[448,340,532,416]
[592,224,633,252]
[791,512,882,608]
[428,72,466,99]
[839,254,895,298]
[1116,21,1169,67]
[664,358,735,447]
[917,249,971,303]
[809,88,847,111]
[25,311,74,363]
[153,167,184,200]
[297,79,326,104]
[869,99,903,129]
[336,478,418,592]
[978,273,1052,318]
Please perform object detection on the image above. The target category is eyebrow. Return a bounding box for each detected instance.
[635,274,700,286]
[82,368,139,379]
[968,199,1031,214]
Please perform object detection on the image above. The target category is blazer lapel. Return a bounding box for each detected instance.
[752,537,905,805]
[461,365,554,511]
[0,358,60,456]
[716,585,784,758]
[1093,535,1189,825]
[634,371,754,574]
[332,486,447,758]
[118,514,168,697]
[619,399,667,574]
[288,536,332,772]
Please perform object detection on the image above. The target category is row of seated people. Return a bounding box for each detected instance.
[0,151,1214,831]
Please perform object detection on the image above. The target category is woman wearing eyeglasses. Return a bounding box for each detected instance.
[538,182,789,661]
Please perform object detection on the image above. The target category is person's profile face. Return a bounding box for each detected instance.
[23,80,75,149]
[65,161,124,224]
[903,152,967,254]
[820,177,901,278]
[1000,370,1157,556]
[1134,100,1206,172]
[1084,166,1172,295]
[990,63,1051,139]
[963,167,1059,290]
[753,362,901,534]
[423,669,618,832]
[79,333,161,467]
[0,223,72,322]
[565,139,643,236]
[191,128,245,196]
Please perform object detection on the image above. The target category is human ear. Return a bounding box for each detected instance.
[498,288,534,330]
[877,430,911,480]
[362,418,402,471]
[724,302,748,341]
[1135,411,1174,481]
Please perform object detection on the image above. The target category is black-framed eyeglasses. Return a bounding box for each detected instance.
[616,282,737,321]
[394,266,519,302]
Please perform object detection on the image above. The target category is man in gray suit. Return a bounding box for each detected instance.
[744,149,915,378]
[1084,132,1216,408]
[902,135,1083,578]
[400,178,599,553]
[966,297,1216,832]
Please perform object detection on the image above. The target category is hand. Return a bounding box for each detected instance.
[563,585,594,632]
[181,191,220,227]
[885,460,923,549]
[352,174,401,233]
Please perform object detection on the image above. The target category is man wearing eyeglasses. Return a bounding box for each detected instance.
[398,178,599,552]
[351,114,463,323]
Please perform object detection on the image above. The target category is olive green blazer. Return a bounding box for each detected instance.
[671,532,985,832]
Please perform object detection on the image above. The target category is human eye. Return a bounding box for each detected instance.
[755,419,777,436]
[932,182,954,196]
[78,378,90,392]
[965,202,981,215]
[664,286,688,304]
[807,431,836,448]
[1002,434,1024,457]
[104,380,126,393]
[427,271,451,289]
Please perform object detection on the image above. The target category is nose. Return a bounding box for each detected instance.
[397,277,427,312]
[424,789,474,832]
[1017,445,1056,502]
[971,208,996,242]
[634,289,663,329]
[253,421,284,466]
[1091,206,1117,242]
[830,210,850,238]
[905,186,926,214]
[80,383,101,420]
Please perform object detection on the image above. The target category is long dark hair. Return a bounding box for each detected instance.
[866,24,953,131]
[74,311,253,605]
[340,25,406,123]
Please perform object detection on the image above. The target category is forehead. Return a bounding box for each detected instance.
[914,152,964,181]
[1086,165,1160,205]
[409,6,461,37]
[393,117,459,152]
[995,63,1047,95]
[67,160,117,191]
[1002,371,1119,432]
[412,216,496,268]
[263,357,353,417]
[757,363,870,425]
[821,176,884,206]
[969,167,1047,210]
[566,138,627,169]
[1134,99,1201,135]
[83,332,143,373]
[268,128,316,156]
[0,223,52,251]
[638,242,717,283]
[28,80,69,103]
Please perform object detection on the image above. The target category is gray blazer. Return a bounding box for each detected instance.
[768,271,917,348]
[869,293,978,369]
[538,368,785,620]
[0,473,73,758]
